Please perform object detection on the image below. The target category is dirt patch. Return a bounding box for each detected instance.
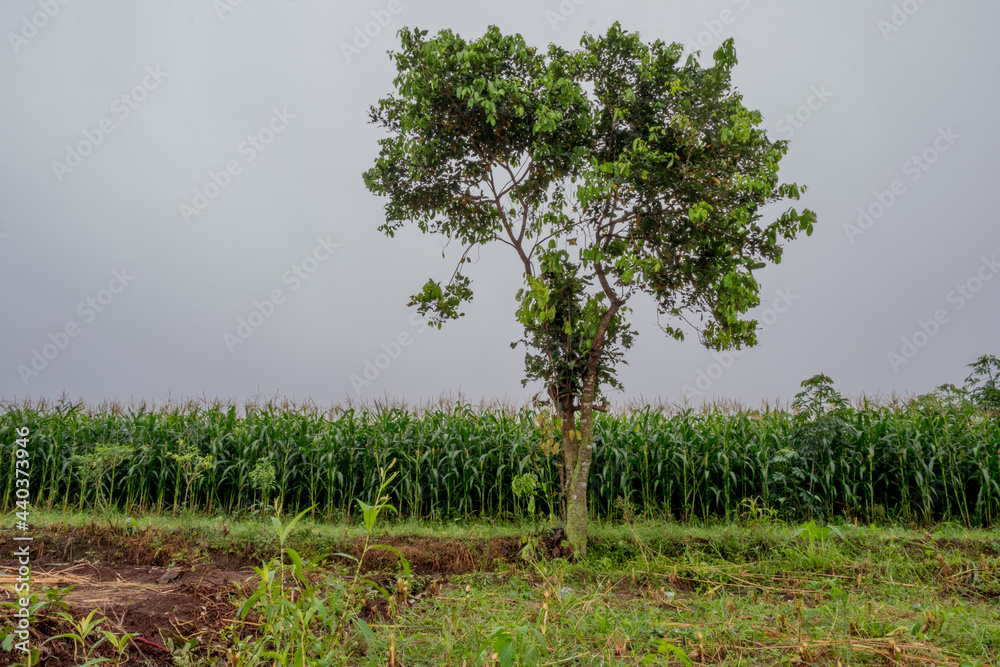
[541,527,573,560]
[324,526,578,574]
[329,535,523,575]
[0,562,252,666]
[0,523,576,665]
[0,523,541,576]
[0,523,258,572]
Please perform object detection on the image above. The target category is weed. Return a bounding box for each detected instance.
[70,442,135,514]
[166,439,214,516]
[225,458,412,666]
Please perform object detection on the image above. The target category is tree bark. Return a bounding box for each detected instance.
[555,392,574,524]
[562,273,621,560]
[563,366,599,560]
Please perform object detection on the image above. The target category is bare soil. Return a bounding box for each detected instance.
[0,561,251,665]
[0,523,567,665]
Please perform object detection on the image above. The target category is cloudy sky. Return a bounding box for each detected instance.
[1,0,997,409]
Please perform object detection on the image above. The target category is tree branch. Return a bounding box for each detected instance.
[483,156,534,278]
[448,243,478,284]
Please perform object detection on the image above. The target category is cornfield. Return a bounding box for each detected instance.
[2,392,998,526]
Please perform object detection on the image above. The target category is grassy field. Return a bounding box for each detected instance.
[2,505,999,666]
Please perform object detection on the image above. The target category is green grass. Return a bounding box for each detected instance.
[237,516,1000,665]
[3,510,998,665]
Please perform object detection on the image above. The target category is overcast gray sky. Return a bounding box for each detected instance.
[1,0,997,409]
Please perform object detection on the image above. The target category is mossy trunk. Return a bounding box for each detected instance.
[562,368,599,561]
[558,278,621,561]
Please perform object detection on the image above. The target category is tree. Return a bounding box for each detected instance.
[363,23,817,558]
[964,354,1000,418]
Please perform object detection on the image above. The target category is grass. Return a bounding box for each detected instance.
[3,507,999,665]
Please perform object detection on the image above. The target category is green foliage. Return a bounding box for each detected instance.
[245,458,278,516]
[964,354,1000,418]
[3,362,1000,527]
[364,21,817,394]
[70,442,135,513]
[789,519,843,554]
[642,638,693,666]
[228,465,412,665]
[10,515,1000,664]
[229,507,350,665]
[481,624,547,667]
[781,375,861,520]
[736,496,781,528]
[1,586,78,666]
[41,608,133,665]
[248,458,277,493]
[512,472,539,516]
[167,439,215,515]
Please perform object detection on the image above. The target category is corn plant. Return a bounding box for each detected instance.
[335,459,412,621]
[229,460,411,665]
[42,609,109,665]
[232,506,345,665]
[3,365,1000,526]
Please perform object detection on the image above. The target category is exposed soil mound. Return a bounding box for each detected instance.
[0,522,578,665]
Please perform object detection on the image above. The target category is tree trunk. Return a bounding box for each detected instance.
[558,264,621,561]
[550,384,571,524]
[563,368,599,560]
[556,398,575,526]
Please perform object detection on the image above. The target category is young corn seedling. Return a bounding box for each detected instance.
[332,459,412,658]
[233,505,336,665]
[97,629,136,666]
[42,609,109,665]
